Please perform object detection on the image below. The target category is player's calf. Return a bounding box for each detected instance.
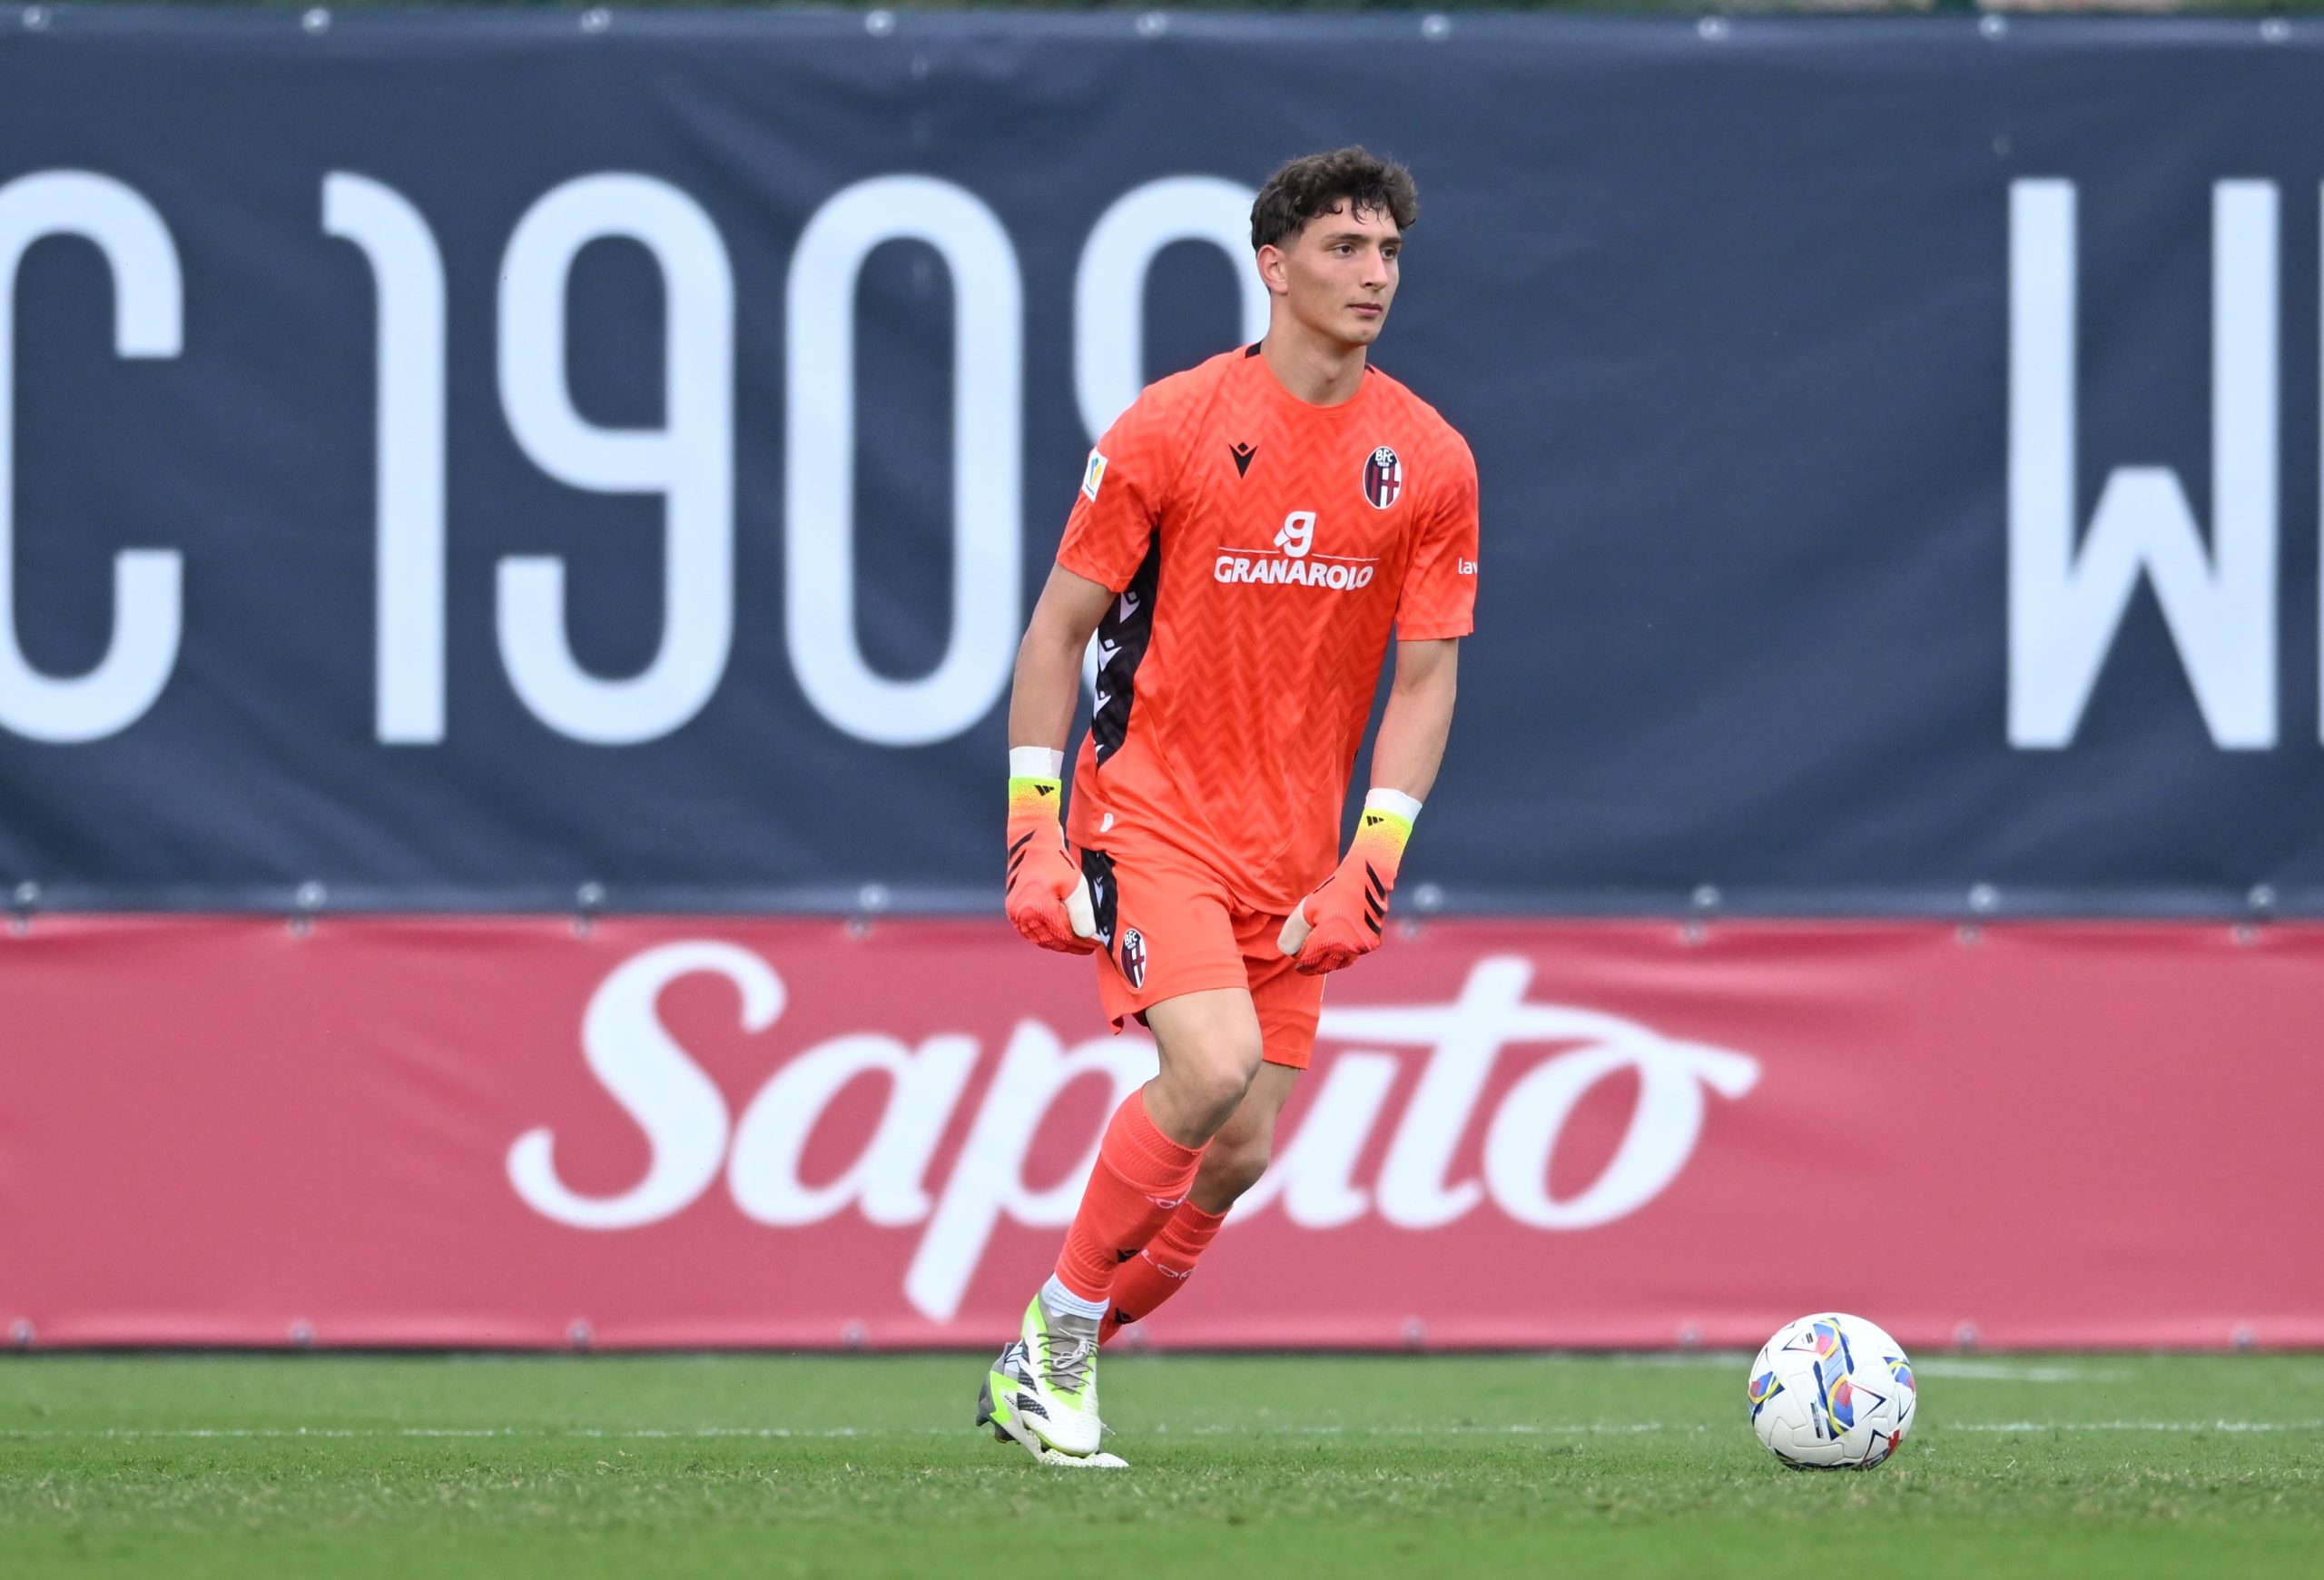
[1100,1064,1291,1344]
[1100,1133,1265,1343]
[1101,1202,1228,1344]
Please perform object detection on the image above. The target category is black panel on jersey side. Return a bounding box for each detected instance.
[1089,533,1161,766]
[1078,845,1119,949]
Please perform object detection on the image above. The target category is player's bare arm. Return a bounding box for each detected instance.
[1370,637,1460,802]
[1278,637,1459,973]
[1008,565,1112,761]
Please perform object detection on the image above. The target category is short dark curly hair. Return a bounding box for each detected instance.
[1249,147,1419,252]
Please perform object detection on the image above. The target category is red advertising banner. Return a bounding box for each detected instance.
[2,917,2317,1350]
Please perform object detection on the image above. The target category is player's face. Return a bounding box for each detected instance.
[1273,202,1401,349]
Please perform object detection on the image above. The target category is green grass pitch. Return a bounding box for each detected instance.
[3,1352,2319,1578]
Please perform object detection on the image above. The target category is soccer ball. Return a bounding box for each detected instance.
[1747,1312,1916,1469]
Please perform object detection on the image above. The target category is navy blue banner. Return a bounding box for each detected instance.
[1,11,2321,914]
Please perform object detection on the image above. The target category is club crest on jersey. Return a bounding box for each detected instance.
[1118,926,1148,990]
[1363,446,1403,509]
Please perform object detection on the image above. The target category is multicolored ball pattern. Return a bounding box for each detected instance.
[1748,1312,1917,1469]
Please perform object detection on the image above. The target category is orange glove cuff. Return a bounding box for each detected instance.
[1348,804,1413,891]
[1006,771,1098,955]
[1007,773,1065,828]
[1280,801,1415,974]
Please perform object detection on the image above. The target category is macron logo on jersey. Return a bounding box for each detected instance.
[1081,450,1108,502]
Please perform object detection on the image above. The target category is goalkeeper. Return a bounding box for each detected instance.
[980,148,1478,1468]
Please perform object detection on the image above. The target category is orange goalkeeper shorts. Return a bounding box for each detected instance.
[1075,837,1324,1071]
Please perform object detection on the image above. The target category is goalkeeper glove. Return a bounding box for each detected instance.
[1005,749,1098,954]
[1277,790,1418,975]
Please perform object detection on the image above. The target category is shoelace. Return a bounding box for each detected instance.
[1045,1333,1095,1397]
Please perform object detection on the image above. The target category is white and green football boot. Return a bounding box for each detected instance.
[974,1291,1126,1468]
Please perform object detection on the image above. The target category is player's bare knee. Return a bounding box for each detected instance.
[1166,1040,1261,1139]
[1203,1131,1272,1201]
[1185,1068,1256,1139]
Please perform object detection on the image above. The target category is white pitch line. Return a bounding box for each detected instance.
[0,1427,912,1441]
[0,1418,2319,1443]
[1947,1420,2324,1434]
[0,1424,1670,1442]
[1561,1357,2118,1383]
[1162,1423,1690,1437]
[1910,1361,2128,1382]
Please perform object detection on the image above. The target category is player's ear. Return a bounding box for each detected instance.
[1256,242,1290,298]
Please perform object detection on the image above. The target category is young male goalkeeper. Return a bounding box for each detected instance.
[981,147,1479,1467]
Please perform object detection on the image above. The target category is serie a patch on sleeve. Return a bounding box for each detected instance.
[1081,449,1108,502]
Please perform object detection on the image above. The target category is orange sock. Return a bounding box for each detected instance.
[1101,1200,1228,1344]
[1053,1091,1204,1303]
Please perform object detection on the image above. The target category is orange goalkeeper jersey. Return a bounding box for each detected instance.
[1057,344,1480,915]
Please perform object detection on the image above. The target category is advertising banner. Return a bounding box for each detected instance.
[5,916,2316,1350]
[1,15,2323,913]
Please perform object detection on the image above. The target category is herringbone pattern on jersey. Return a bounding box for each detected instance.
[1058,348,1478,913]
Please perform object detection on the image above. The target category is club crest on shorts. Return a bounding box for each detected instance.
[1118,925,1147,990]
[1363,446,1403,509]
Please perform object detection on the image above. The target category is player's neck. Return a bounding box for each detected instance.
[1258,326,1370,408]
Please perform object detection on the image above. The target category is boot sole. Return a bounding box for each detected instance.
[977,1362,1125,1468]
